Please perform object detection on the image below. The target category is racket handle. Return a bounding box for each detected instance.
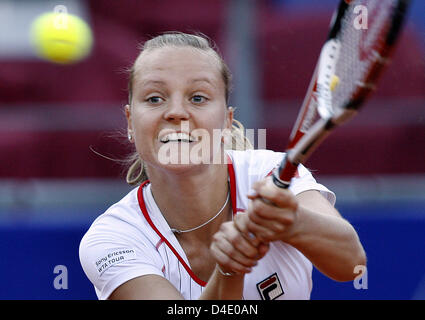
[272,170,290,189]
[272,154,298,189]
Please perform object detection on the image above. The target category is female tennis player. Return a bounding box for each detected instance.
[79,32,366,300]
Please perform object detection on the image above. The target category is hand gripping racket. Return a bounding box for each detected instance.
[271,0,410,189]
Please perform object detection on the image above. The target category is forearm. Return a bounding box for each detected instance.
[244,179,366,282]
[286,204,366,281]
[199,266,245,300]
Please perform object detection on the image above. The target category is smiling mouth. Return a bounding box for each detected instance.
[159,132,198,143]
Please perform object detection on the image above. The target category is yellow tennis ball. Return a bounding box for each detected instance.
[330,74,340,92]
[30,12,93,64]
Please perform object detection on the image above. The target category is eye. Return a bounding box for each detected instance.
[191,95,208,104]
[146,96,164,104]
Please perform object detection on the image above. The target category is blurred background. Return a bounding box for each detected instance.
[0,0,424,300]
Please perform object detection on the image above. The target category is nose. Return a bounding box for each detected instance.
[163,96,190,123]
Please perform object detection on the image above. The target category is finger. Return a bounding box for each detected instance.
[247,188,259,199]
[211,246,247,274]
[233,212,249,233]
[233,213,262,247]
[245,217,276,243]
[210,238,253,274]
[238,204,282,243]
[221,236,259,268]
[247,198,297,243]
[216,223,261,262]
[248,180,268,199]
[230,232,261,259]
[250,198,295,225]
[253,178,298,210]
[247,193,258,200]
[249,213,287,235]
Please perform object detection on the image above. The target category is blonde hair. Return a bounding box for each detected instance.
[125,32,253,186]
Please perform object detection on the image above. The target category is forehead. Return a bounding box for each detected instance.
[133,46,222,85]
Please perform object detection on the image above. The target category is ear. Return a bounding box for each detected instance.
[226,106,234,130]
[125,104,134,141]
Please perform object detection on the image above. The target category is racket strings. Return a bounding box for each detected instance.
[331,0,397,111]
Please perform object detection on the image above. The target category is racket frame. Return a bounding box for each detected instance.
[272,0,410,189]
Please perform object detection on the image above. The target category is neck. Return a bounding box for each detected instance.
[148,163,231,239]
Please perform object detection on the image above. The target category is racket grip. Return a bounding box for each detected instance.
[272,170,290,189]
[272,154,298,189]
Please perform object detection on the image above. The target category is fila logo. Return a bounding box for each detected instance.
[256,273,284,300]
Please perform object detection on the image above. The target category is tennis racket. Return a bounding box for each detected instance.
[272,0,410,189]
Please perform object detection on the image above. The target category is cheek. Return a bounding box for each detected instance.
[200,104,228,128]
[199,109,229,151]
[131,111,159,153]
[208,106,229,132]
[131,106,159,132]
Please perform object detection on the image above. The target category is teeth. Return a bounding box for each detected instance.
[160,133,197,143]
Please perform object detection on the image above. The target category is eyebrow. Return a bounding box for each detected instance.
[189,77,216,87]
[140,79,166,86]
[140,78,216,87]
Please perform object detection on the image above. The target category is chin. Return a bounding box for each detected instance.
[155,161,210,178]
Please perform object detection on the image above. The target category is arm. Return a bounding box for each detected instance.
[238,177,366,282]
[108,269,246,300]
[289,189,366,281]
[108,274,184,300]
[109,220,267,300]
[205,218,269,299]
